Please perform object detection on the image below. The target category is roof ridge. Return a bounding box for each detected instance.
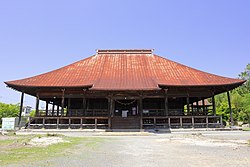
[96,49,154,54]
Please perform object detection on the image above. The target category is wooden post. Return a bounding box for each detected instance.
[180,117,183,128]
[69,118,71,129]
[196,101,199,114]
[42,117,45,128]
[18,92,24,127]
[61,89,65,117]
[56,105,60,116]
[220,115,223,127]
[56,117,59,129]
[168,117,171,128]
[95,118,97,129]
[52,103,55,116]
[191,104,194,115]
[80,118,83,129]
[28,117,30,129]
[206,116,208,128]
[154,117,156,129]
[186,96,190,115]
[212,95,216,116]
[35,93,40,116]
[227,91,233,126]
[164,90,169,116]
[192,116,194,128]
[202,99,206,115]
[139,96,143,130]
[83,97,86,116]
[45,101,49,116]
[68,98,71,116]
[108,97,113,129]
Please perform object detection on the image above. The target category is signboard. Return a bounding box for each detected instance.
[2,117,17,130]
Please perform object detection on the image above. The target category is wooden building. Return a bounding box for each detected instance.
[5,49,245,129]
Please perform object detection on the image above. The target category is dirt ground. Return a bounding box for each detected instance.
[3,131,250,167]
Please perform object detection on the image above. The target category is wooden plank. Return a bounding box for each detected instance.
[212,95,216,116]
[61,89,65,116]
[227,91,233,126]
[45,101,49,116]
[139,97,143,129]
[18,92,24,127]
[35,93,40,116]
[95,118,97,129]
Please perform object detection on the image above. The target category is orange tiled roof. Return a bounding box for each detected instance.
[5,49,245,90]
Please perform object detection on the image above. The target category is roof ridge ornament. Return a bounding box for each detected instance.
[96,49,154,54]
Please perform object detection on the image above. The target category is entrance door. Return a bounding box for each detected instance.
[112,99,140,129]
[114,99,138,117]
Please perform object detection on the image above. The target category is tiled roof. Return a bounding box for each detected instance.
[5,49,245,90]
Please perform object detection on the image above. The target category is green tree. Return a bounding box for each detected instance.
[215,63,250,125]
[0,102,20,125]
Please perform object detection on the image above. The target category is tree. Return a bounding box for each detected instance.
[0,102,20,125]
[215,63,250,125]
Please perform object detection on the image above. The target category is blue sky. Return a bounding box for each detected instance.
[0,0,249,108]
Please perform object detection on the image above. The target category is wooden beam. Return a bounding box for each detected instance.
[164,90,169,116]
[139,96,143,129]
[108,96,113,129]
[52,103,55,116]
[18,92,24,127]
[212,95,216,116]
[202,99,206,115]
[186,96,190,115]
[227,91,233,126]
[68,98,71,116]
[57,105,60,116]
[35,93,40,116]
[83,97,86,116]
[61,89,65,117]
[45,101,49,116]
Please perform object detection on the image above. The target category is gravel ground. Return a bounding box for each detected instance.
[7,131,250,167]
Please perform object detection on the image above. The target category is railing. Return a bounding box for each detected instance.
[36,109,109,117]
[28,116,109,129]
[142,115,223,129]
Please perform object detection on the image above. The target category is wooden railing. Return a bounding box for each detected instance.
[36,109,109,117]
[142,115,223,129]
[28,116,109,129]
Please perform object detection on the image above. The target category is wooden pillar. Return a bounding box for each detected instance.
[191,104,194,115]
[52,103,55,116]
[83,97,86,116]
[108,97,113,129]
[191,116,194,128]
[139,96,143,130]
[45,101,49,116]
[206,116,208,128]
[212,95,216,116]
[56,105,59,116]
[68,98,71,116]
[186,96,190,115]
[227,91,233,126]
[18,92,24,127]
[56,117,59,129]
[202,99,206,115]
[35,93,40,116]
[61,89,65,117]
[95,118,98,129]
[180,117,183,128]
[196,101,199,114]
[164,89,169,116]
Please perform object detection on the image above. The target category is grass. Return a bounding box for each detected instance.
[0,134,89,165]
[242,127,250,131]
